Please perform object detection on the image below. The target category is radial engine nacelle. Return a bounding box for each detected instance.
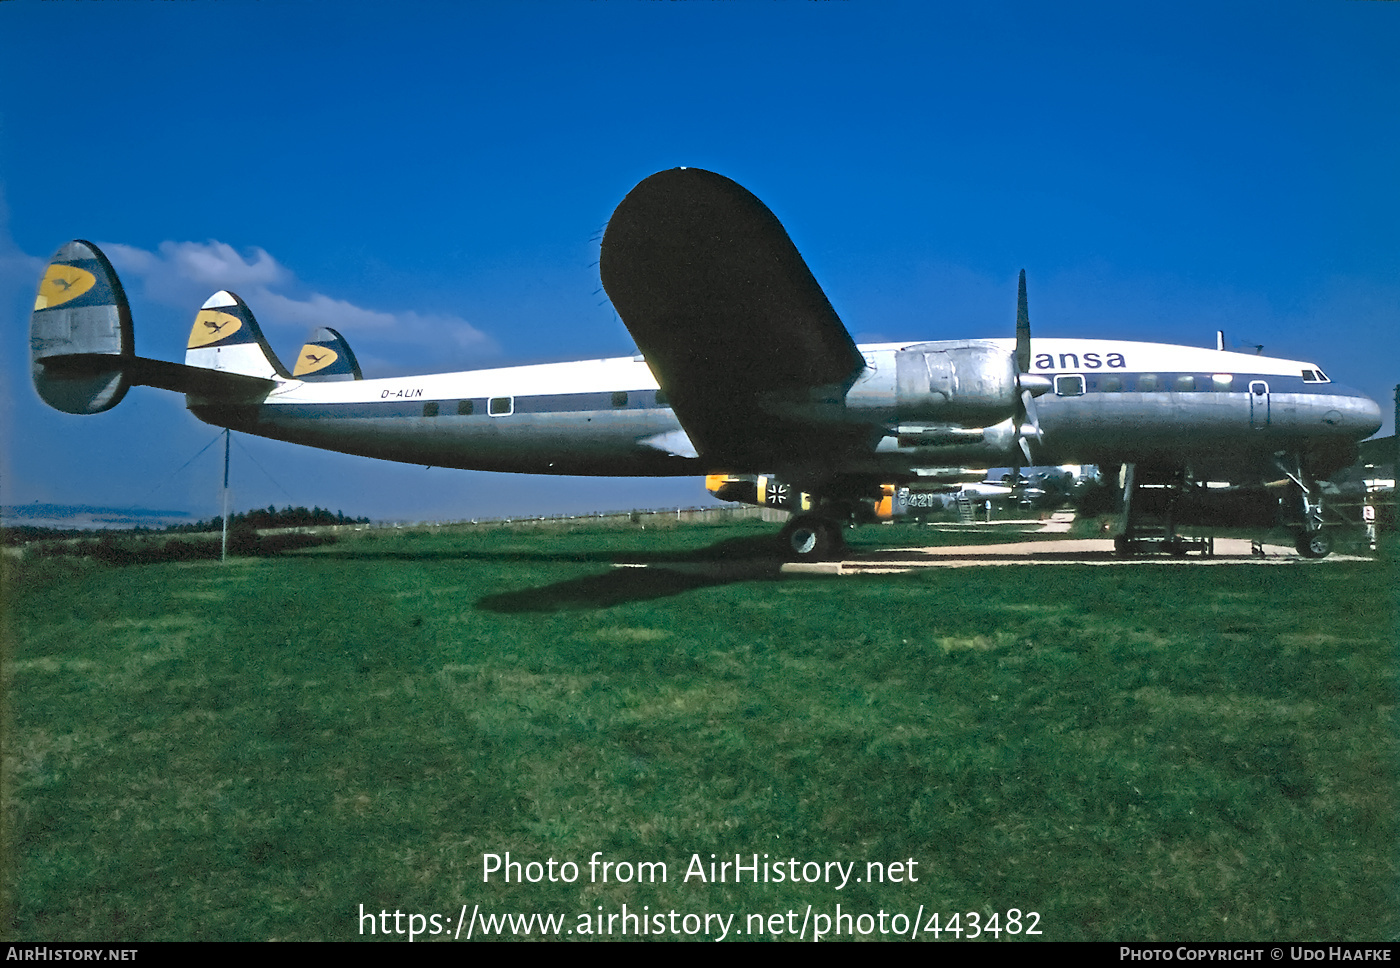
[892,340,1045,424]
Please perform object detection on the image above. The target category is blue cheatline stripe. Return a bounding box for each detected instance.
[1076,371,1352,395]
[264,388,670,420]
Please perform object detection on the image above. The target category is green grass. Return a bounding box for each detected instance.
[3,521,1395,940]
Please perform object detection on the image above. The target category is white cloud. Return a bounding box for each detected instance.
[0,190,45,308]
[0,244,44,304]
[159,240,290,290]
[101,240,496,370]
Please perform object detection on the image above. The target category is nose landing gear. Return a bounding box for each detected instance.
[1278,456,1334,560]
[1294,528,1332,559]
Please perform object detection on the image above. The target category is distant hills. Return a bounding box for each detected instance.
[1,504,194,530]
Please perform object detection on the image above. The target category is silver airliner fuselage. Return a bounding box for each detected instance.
[197,336,1380,486]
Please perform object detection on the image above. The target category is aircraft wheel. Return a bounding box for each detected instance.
[1295,529,1332,559]
[783,515,843,561]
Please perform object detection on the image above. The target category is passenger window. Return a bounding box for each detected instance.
[422,401,439,417]
[1054,374,1085,396]
[1175,375,1196,391]
[458,399,474,416]
[612,391,629,409]
[489,396,513,416]
[1101,376,1122,392]
[654,388,668,407]
[1212,374,1232,390]
[1136,374,1158,392]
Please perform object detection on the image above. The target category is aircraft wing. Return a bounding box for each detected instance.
[600,168,868,471]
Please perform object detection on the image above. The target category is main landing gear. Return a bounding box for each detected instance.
[780,514,847,561]
[1113,465,1214,558]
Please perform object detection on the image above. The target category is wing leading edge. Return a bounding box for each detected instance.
[600,168,868,471]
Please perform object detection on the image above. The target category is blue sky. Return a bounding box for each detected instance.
[2,1,1396,522]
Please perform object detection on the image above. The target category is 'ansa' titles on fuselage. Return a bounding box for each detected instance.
[196,335,1381,485]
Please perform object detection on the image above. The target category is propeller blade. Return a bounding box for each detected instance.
[1012,270,1042,470]
[1016,268,1030,373]
[1021,388,1043,440]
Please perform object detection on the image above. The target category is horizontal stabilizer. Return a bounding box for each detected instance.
[38,352,275,401]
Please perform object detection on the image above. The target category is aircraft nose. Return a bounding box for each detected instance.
[1333,388,1383,438]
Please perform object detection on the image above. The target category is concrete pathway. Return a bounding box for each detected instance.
[782,537,1372,575]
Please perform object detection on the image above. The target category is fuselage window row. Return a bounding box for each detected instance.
[1057,372,1320,395]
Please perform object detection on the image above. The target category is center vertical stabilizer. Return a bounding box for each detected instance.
[292,326,363,381]
[185,291,290,380]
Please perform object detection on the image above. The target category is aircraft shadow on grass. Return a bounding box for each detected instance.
[474,561,778,613]
[302,531,793,611]
[470,533,789,613]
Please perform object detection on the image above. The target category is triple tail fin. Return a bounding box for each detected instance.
[293,327,363,381]
[30,240,276,414]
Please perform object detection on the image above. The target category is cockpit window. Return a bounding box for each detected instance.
[1301,369,1330,383]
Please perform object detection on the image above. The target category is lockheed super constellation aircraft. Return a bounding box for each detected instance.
[29,168,1383,558]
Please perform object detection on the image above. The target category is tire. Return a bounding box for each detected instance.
[783,515,842,561]
[1295,529,1332,559]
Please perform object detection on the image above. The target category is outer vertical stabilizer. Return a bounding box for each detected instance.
[185,291,291,379]
[30,240,135,414]
[293,326,363,381]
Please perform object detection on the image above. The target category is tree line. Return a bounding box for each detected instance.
[3,505,369,545]
[172,505,371,533]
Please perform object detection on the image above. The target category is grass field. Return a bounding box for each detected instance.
[3,520,1396,941]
